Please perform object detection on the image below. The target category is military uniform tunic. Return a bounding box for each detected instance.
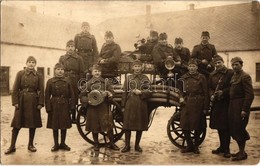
[98,41,121,78]
[11,68,44,128]
[74,32,99,71]
[228,70,254,141]
[80,77,114,133]
[173,47,191,76]
[209,67,234,129]
[121,74,151,131]
[180,72,209,130]
[45,77,75,129]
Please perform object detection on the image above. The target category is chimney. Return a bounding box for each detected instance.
[146,5,152,28]
[30,5,37,13]
[189,3,195,10]
[251,0,259,14]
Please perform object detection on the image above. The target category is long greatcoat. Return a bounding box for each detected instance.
[180,72,209,130]
[121,74,151,131]
[228,70,254,141]
[80,77,114,133]
[11,68,44,128]
[45,77,75,129]
[209,67,234,129]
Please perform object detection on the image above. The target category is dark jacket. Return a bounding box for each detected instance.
[173,47,190,76]
[80,77,114,133]
[228,70,254,141]
[180,72,209,130]
[191,43,217,76]
[209,67,234,129]
[11,68,44,128]
[45,77,75,129]
[98,41,121,77]
[121,74,151,131]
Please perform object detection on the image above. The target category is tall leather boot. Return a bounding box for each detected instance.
[232,140,247,161]
[222,129,231,158]
[135,131,143,152]
[51,129,59,152]
[107,130,119,150]
[60,129,70,151]
[121,130,131,153]
[28,128,37,152]
[92,132,99,151]
[5,128,20,154]
[181,130,194,153]
[193,130,200,154]
[212,129,225,154]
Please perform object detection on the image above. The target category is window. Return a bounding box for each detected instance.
[256,63,260,82]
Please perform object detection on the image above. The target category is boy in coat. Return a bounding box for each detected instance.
[5,56,44,154]
[45,63,75,151]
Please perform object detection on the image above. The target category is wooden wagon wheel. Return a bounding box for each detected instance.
[167,108,206,149]
[76,102,124,146]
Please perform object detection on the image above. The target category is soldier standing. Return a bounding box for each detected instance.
[228,57,254,161]
[59,40,84,123]
[98,31,121,83]
[191,31,217,78]
[121,60,152,153]
[179,59,209,154]
[5,56,44,154]
[152,32,181,79]
[45,63,75,152]
[173,37,190,76]
[208,55,234,158]
[74,22,99,73]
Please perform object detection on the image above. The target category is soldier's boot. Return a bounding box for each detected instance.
[135,131,143,152]
[92,132,99,151]
[28,128,37,152]
[193,130,200,154]
[181,130,194,153]
[5,128,20,155]
[121,130,131,153]
[223,130,231,158]
[107,130,120,151]
[212,129,225,154]
[60,129,70,151]
[71,109,76,124]
[232,141,247,161]
[51,129,59,152]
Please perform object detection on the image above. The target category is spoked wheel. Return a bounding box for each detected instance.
[167,108,206,149]
[76,103,124,146]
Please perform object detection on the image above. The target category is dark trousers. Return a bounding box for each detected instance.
[217,129,230,153]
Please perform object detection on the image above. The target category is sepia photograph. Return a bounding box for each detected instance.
[1,0,260,165]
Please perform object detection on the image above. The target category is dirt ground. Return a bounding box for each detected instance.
[1,95,260,165]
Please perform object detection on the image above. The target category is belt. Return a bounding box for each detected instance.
[52,95,69,98]
[78,49,92,53]
[187,93,204,97]
[21,88,37,92]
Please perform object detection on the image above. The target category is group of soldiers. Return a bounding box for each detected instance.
[4,21,255,162]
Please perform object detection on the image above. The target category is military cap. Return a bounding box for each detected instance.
[175,37,183,44]
[188,58,198,66]
[26,56,37,63]
[105,31,114,38]
[54,63,64,69]
[231,57,243,64]
[201,31,210,38]
[159,32,168,40]
[132,59,142,66]
[81,22,90,27]
[90,64,102,71]
[66,40,75,47]
[213,54,224,62]
[150,30,158,37]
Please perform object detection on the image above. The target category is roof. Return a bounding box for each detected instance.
[97,2,260,52]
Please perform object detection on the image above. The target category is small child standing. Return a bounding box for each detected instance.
[45,63,75,151]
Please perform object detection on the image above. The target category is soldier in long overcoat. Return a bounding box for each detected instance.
[59,40,84,123]
[74,22,99,72]
[121,60,152,153]
[80,64,119,151]
[5,56,44,154]
[228,57,254,161]
[152,33,181,79]
[208,55,234,158]
[179,59,209,154]
[45,63,75,152]
[191,31,217,78]
[98,31,121,82]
